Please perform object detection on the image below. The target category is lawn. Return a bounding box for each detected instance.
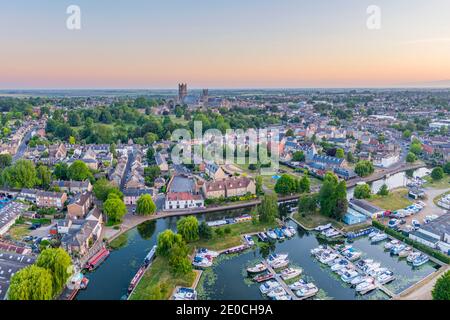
[423,174,450,190]
[190,221,277,252]
[129,256,196,300]
[292,211,345,230]
[367,188,412,211]
[7,224,31,241]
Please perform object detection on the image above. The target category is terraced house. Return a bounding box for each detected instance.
[202,177,256,199]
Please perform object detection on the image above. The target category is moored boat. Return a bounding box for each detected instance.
[253,272,274,283]
[296,283,319,298]
[376,271,395,285]
[247,263,267,274]
[244,235,255,246]
[407,251,421,263]
[259,280,280,294]
[412,254,429,267]
[371,233,388,243]
[280,267,302,280]
[356,278,377,295]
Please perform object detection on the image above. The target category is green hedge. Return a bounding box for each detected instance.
[372,220,450,264]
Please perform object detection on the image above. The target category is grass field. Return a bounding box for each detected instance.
[367,188,412,211]
[423,174,450,190]
[292,211,345,230]
[190,220,277,252]
[7,224,30,241]
[129,256,196,300]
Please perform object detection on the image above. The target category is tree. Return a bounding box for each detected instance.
[444,162,450,175]
[298,194,317,214]
[431,167,444,181]
[176,216,199,242]
[93,178,121,202]
[199,221,213,240]
[144,165,161,186]
[146,147,155,164]
[36,165,52,189]
[335,148,345,159]
[36,248,72,294]
[334,181,348,220]
[69,136,76,145]
[258,194,278,223]
[410,142,422,155]
[377,184,389,196]
[432,270,450,300]
[298,176,311,193]
[354,183,372,199]
[168,242,192,275]
[318,172,339,217]
[274,174,296,195]
[8,265,53,300]
[292,151,305,162]
[1,159,37,188]
[285,128,294,137]
[403,129,412,139]
[53,162,69,180]
[156,229,184,257]
[346,151,355,163]
[103,194,127,223]
[136,194,156,216]
[68,160,92,181]
[406,152,417,163]
[355,160,374,177]
[0,153,12,169]
[255,176,263,195]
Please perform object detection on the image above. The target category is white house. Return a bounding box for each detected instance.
[373,153,400,168]
[164,192,204,210]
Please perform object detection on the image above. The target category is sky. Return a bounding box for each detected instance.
[1,0,450,89]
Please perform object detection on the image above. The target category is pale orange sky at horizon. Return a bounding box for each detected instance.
[1,0,450,89]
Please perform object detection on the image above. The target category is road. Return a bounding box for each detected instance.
[12,126,38,162]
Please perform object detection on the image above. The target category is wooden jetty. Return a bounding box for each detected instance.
[262,261,299,300]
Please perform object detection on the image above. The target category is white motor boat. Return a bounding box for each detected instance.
[351,275,371,286]
[398,247,412,258]
[247,263,267,274]
[331,259,350,272]
[267,253,289,264]
[271,259,290,269]
[319,253,338,265]
[289,279,307,291]
[197,248,220,258]
[377,271,395,285]
[296,283,319,298]
[281,268,302,280]
[273,294,291,300]
[341,269,359,283]
[267,287,287,299]
[407,251,421,263]
[356,278,376,294]
[315,223,332,231]
[384,240,400,250]
[287,226,297,236]
[371,233,388,243]
[266,230,278,240]
[259,280,280,294]
[412,254,429,267]
[310,246,325,256]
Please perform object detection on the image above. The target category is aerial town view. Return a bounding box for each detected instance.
[0,0,449,308]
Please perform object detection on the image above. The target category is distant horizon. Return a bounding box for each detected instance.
[2,1,450,89]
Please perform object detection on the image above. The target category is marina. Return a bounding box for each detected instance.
[76,207,441,300]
